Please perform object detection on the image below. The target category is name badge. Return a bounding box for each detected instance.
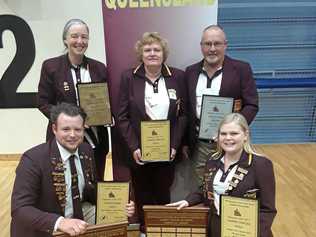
[168,89,177,100]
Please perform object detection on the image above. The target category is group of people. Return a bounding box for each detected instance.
[10,18,277,237]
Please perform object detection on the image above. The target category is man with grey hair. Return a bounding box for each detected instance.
[184,25,259,186]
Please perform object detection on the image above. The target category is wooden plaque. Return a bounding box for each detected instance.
[53,221,128,237]
[144,205,209,237]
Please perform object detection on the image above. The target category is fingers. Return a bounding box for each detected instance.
[71,220,88,236]
[126,201,135,217]
[70,224,86,236]
[110,116,116,127]
[166,200,189,210]
[177,201,189,210]
[166,201,183,206]
[170,148,176,161]
[58,218,88,236]
[133,149,144,165]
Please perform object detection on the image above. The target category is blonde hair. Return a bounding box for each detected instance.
[135,32,169,62]
[212,113,262,159]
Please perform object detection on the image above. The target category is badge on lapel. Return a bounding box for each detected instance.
[64,81,70,91]
[168,89,177,100]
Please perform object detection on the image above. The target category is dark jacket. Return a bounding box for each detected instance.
[10,139,96,237]
[186,151,277,237]
[185,56,258,150]
[117,64,188,157]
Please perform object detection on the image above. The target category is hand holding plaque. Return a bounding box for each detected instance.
[141,120,170,162]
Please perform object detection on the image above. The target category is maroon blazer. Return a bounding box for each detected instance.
[117,64,188,157]
[186,151,277,237]
[10,139,96,237]
[37,54,108,140]
[185,56,259,149]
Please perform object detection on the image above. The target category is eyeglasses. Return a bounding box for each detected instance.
[200,41,226,49]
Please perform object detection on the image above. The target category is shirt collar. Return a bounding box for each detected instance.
[219,156,240,171]
[66,53,88,69]
[56,140,79,162]
[198,59,222,74]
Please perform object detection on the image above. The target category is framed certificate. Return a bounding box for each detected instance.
[96,182,130,225]
[77,82,112,126]
[220,195,259,237]
[141,120,170,162]
[198,95,233,140]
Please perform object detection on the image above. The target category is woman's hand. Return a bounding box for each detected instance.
[110,116,116,127]
[133,149,144,165]
[126,201,135,217]
[166,200,189,210]
[170,148,177,161]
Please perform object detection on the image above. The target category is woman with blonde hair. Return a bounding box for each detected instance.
[168,113,277,237]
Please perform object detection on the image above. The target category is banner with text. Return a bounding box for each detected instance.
[102,0,218,112]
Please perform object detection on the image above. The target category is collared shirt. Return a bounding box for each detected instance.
[213,157,238,215]
[145,76,170,120]
[56,141,85,218]
[70,65,92,105]
[70,64,99,148]
[195,67,222,119]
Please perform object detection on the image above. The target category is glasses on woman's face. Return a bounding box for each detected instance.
[200,41,225,49]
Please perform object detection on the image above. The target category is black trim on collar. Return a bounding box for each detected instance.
[133,63,172,78]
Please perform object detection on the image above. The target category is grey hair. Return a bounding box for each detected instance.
[62,19,89,48]
[201,24,227,43]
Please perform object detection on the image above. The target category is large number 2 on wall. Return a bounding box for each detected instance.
[0,15,36,108]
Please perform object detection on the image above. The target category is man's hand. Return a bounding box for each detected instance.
[133,149,144,165]
[58,218,88,236]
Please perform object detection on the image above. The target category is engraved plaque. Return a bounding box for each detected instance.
[77,82,112,126]
[221,195,259,237]
[144,205,209,237]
